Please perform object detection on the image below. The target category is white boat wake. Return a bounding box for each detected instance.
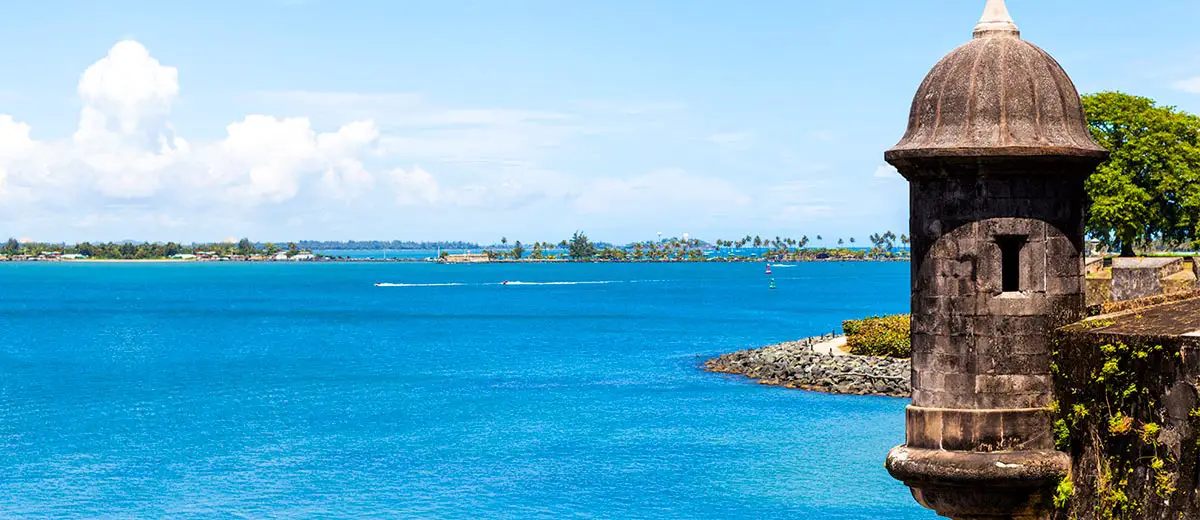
[375,280,667,288]
[502,280,616,286]
[374,282,468,287]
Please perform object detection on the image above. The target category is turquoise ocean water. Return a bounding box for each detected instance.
[0,261,933,519]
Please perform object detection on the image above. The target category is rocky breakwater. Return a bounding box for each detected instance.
[704,335,911,397]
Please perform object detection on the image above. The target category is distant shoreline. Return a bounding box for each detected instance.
[0,257,912,264]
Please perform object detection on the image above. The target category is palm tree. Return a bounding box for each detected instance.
[838,238,844,246]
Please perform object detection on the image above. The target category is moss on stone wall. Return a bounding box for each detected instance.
[1050,333,1199,520]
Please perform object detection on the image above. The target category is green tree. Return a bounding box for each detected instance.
[265,243,280,255]
[1082,92,1200,256]
[511,240,525,259]
[237,237,256,255]
[287,242,299,257]
[2,238,19,255]
[568,231,596,260]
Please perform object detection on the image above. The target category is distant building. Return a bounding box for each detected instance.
[171,254,197,260]
[60,254,88,260]
[441,253,490,264]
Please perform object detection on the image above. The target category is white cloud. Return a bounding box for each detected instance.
[574,168,749,215]
[205,116,378,203]
[0,40,379,212]
[0,116,37,194]
[391,166,440,206]
[0,39,908,242]
[1172,77,1200,94]
[874,164,900,179]
[71,40,187,198]
[705,132,755,151]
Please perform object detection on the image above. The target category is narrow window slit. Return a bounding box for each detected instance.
[996,235,1026,293]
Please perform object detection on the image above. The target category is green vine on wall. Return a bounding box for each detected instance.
[1050,338,1183,520]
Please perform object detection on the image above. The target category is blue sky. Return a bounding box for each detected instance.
[1,0,1198,244]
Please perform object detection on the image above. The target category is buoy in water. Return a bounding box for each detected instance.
[765,262,772,275]
[769,278,777,290]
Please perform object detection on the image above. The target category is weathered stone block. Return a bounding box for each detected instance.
[1111,257,1183,302]
[974,374,1051,395]
[986,293,1045,316]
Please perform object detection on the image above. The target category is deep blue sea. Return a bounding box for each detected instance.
[0,262,933,519]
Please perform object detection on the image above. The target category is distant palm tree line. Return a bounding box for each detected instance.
[2,231,911,262]
[482,231,911,261]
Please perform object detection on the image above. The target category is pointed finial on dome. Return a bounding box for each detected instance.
[973,0,1020,39]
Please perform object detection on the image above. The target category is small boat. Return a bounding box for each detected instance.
[501,280,509,286]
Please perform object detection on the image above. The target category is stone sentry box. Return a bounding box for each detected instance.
[882,1,1108,519]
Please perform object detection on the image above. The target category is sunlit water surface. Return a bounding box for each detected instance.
[0,262,933,519]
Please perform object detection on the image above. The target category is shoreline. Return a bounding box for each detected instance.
[0,257,911,264]
[704,334,911,398]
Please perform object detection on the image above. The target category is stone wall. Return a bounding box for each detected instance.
[1111,257,1184,303]
[1052,311,1200,518]
[1086,258,1198,309]
[1086,277,1112,308]
[907,170,1088,454]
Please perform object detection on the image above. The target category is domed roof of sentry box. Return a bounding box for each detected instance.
[885,0,1108,162]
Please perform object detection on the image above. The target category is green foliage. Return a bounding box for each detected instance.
[1108,413,1133,436]
[1054,477,1075,510]
[1054,418,1072,450]
[1,237,19,255]
[510,241,525,260]
[1051,339,1179,518]
[842,314,910,357]
[1083,92,1200,256]
[568,231,596,260]
[237,237,256,255]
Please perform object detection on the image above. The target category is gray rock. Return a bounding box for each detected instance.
[704,335,911,397]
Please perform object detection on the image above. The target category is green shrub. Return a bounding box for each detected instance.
[843,314,911,357]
